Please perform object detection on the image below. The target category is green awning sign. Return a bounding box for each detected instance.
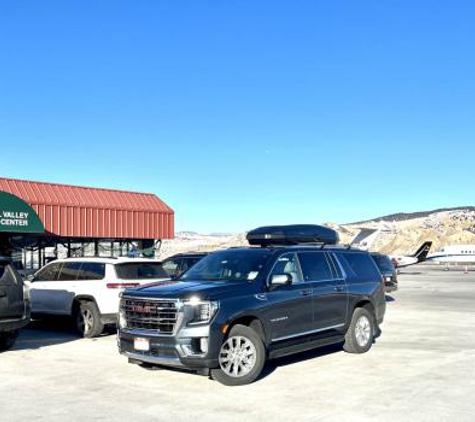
[0,191,45,234]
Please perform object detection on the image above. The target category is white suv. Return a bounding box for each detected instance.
[29,258,169,337]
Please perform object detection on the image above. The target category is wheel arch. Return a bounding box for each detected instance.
[353,298,375,315]
[71,295,99,315]
[224,315,268,345]
[351,298,379,334]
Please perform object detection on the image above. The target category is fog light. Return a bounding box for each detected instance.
[200,338,209,354]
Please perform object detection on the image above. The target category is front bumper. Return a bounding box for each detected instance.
[118,323,223,370]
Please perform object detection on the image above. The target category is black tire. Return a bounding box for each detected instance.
[74,301,104,338]
[343,307,375,354]
[211,324,266,386]
[0,330,19,352]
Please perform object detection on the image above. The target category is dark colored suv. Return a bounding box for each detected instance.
[118,225,386,386]
[0,256,30,351]
[371,253,398,293]
[161,252,208,278]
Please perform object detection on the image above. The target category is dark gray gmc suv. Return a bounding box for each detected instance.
[118,225,386,386]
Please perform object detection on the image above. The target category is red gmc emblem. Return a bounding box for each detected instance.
[131,305,152,313]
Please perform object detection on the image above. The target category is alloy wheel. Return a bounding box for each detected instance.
[77,309,94,336]
[355,315,371,347]
[218,336,257,378]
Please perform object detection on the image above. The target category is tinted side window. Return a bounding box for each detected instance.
[371,255,394,272]
[57,262,82,281]
[338,253,380,280]
[270,253,303,283]
[79,263,106,280]
[35,263,63,282]
[181,257,202,273]
[298,252,333,282]
[162,258,181,276]
[115,263,167,280]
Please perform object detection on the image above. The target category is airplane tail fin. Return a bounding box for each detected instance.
[412,241,433,262]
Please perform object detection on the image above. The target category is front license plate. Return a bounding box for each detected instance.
[134,337,150,352]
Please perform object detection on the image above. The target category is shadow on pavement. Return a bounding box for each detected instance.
[11,319,115,351]
[398,271,422,275]
[260,343,344,380]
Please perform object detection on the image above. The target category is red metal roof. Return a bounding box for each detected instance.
[0,177,174,240]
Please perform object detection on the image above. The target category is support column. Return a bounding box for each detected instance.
[0,234,11,256]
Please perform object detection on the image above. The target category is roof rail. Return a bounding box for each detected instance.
[323,244,360,251]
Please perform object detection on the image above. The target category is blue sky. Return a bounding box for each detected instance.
[1,1,474,233]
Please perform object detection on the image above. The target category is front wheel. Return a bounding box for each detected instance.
[343,307,375,354]
[211,324,266,386]
[0,330,19,352]
[74,301,104,338]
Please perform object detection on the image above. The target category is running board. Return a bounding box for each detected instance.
[268,332,344,360]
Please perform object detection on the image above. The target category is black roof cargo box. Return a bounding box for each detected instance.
[247,224,340,247]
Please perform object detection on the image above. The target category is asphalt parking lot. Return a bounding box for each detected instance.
[1,268,475,422]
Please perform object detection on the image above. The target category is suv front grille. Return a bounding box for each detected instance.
[122,297,179,334]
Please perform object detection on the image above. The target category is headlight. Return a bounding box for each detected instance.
[184,297,219,325]
[386,276,392,282]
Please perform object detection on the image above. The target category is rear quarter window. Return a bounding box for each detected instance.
[115,263,168,280]
[337,252,381,281]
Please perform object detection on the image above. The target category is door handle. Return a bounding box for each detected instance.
[334,285,344,292]
[300,289,312,296]
[0,289,6,298]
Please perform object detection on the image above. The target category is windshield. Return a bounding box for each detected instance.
[115,262,168,280]
[371,255,394,272]
[180,249,272,282]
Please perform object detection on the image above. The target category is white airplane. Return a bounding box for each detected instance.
[350,229,433,268]
[426,245,475,264]
[389,242,433,268]
[350,228,380,250]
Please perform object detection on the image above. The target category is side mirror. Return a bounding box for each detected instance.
[26,274,35,282]
[270,274,292,289]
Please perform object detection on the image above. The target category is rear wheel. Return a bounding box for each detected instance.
[211,324,266,386]
[343,307,375,354]
[74,301,104,338]
[0,330,19,351]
